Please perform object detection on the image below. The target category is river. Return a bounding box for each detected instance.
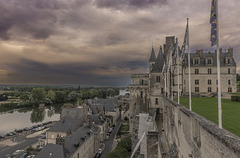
[0,104,62,136]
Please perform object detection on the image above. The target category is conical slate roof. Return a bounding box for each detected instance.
[149,47,156,62]
[151,46,165,72]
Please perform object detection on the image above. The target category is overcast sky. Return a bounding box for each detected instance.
[0,0,239,86]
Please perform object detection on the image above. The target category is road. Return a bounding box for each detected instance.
[0,127,50,158]
[0,135,41,157]
[100,118,121,158]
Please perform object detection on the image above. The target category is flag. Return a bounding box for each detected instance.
[210,0,217,46]
[161,62,166,78]
[183,18,189,49]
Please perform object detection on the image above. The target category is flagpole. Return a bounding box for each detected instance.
[165,69,167,97]
[177,39,180,104]
[187,18,192,111]
[216,0,222,129]
[171,50,173,100]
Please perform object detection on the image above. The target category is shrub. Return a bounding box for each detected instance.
[231,95,238,101]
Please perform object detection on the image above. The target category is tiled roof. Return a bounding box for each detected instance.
[35,144,64,158]
[64,125,99,155]
[48,118,83,133]
[61,107,87,119]
[90,98,117,114]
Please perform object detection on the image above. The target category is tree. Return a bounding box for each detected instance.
[106,137,132,158]
[68,91,80,102]
[237,74,240,81]
[47,90,56,103]
[20,93,29,101]
[89,89,98,98]
[55,91,66,103]
[31,88,46,103]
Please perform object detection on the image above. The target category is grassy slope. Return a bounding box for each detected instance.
[176,97,240,137]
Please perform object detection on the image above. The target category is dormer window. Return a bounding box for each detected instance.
[194,59,199,64]
[207,59,212,64]
[227,59,230,64]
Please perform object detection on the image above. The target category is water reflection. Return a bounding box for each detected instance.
[30,108,46,123]
[0,104,63,135]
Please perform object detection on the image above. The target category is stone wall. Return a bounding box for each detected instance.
[161,96,240,158]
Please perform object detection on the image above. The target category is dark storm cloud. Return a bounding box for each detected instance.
[95,0,168,9]
[4,58,141,86]
[0,0,239,86]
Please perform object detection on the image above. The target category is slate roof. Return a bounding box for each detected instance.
[48,118,83,133]
[64,125,100,156]
[149,47,156,62]
[61,107,87,119]
[35,144,64,158]
[90,98,117,114]
[185,52,236,67]
[87,114,105,125]
[151,46,165,73]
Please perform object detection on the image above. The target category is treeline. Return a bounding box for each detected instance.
[0,86,120,107]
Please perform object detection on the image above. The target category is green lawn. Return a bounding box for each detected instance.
[175,97,240,137]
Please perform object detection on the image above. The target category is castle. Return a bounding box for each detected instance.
[128,36,239,157]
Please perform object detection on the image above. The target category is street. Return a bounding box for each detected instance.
[100,118,121,158]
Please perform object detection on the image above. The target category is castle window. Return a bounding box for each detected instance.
[195,80,199,85]
[140,79,144,85]
[207,59,212,64]
[195,69,199,74]
[208,87,212,92]
[141,91,143,98]
[227,59,231,64]
[228,87,232,92]
[228,80,231,85]
[155,98,159,105]
[208,79,212,85]
[228,68,230,74]
[208,68,212,74]
[156,76,160,83]
[161,88,164,94]
[195,87,199,92]
[216,79,218,85]
[194,59,199,64]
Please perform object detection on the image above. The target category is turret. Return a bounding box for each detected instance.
[149,44,156,72]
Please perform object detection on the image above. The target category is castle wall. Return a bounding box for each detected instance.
[161,96,240,158]
[184,65,237,94]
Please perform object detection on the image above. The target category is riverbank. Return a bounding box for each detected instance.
[0,105,61,136]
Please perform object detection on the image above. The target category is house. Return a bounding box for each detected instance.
[46,118,84,144]
[64,123,100,158]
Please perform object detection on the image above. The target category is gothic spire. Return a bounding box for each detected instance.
[157,46,163,59]
[149,44,156,62]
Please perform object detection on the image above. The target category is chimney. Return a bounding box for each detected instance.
[89,117,93,128]
[66,129,71,136]
[96,107,99,114]
[228,47,233,56]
